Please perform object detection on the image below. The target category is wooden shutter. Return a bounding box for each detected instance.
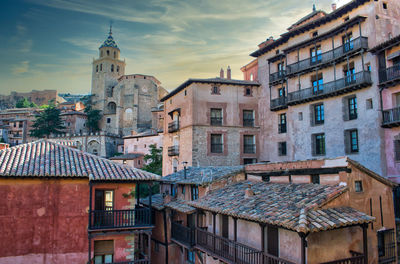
[395,140,400,161]
[95,190,104,211]
[267,226,279,256]
[94,240,114,255]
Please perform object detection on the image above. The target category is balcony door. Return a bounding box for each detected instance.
[267,226,279,257]
[94,190,114,228]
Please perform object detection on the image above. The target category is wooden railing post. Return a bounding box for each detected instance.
[362,223,368,264]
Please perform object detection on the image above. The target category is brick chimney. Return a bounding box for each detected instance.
[258,36,274,49]
[331,3,337,11]
[227,66,231,80]
[220,68,224,78]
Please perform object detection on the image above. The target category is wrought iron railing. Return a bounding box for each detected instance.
[320,255,365,264]
[89,208,151,230]
[269,71,286,83]
[382,107,400,126]
[379,64,400,84]
[171,222,195,247]
[378,229,396,263]
[287,71,371,104]
[244,144,256,154]
[168,145,179,156]
[270,97,288,110]
[286,37,368,75]
[168,120,179,133]
[210,117,223,126]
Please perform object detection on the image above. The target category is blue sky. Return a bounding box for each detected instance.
[0,0,350,94]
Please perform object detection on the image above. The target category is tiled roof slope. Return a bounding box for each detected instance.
[0,140,159,181]
[140,194,196,213]
[161,166,244,185]
[140,194,165,210]
[189,181,374,233]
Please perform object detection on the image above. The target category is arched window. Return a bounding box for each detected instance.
[114,51,116,58]
[107,50,110,56]
[107,102,117,114]
[124,108,133,126]
[250,73,254,81]
[100,64,103,71]
[111,64,114,72]
[96,65,98,72]
[117,66,120,72]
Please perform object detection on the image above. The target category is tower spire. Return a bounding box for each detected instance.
[109,21,113,36]
[312,3,316,12]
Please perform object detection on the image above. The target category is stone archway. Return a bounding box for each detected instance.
[87,140,100,156]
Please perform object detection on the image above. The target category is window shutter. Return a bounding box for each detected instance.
[395,140,400,161]
[342,97,349,121]
[309,105,315,126]
[311,134,316,156]
[344,130,350,154]
[94,240,114,255]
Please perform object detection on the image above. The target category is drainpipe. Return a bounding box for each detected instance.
[163,210,169,264]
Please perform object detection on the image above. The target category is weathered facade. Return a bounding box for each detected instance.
[249,0,400,176]
[0,89,62,110]
[161,75,260,176]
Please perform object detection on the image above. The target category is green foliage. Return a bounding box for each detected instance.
[15,98,37,108]
[83,95,102,132]
[141,144,162,176]
[137,182,160,198]
[30,106,65,138]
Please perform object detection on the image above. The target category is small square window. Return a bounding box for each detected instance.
[212,86,220,95]
[355,180,363,192]
[366,63,371,72]
[278,142,287,156]
[383,2,387,9]
[366,99,373,109]
[245,88,251,96]
[298,112,303,121]
[311,174,320,184]
[107,118,111,124]
[276,49,280,55]
[170,99,172,104]
[184,90,187,96]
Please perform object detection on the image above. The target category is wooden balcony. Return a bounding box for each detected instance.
[320,255,364,264]
[89,208,152,231]
[382,107,400,128]
[168,120,179,133]
[270,97,288,111]
[171,221,195,247]
[286,37,368,76]
[195,228,295,264]
[269,71,286,84]
[287,71,371,106]
[168,145,179,156]
[379,64,400,89]
[99,260,149,264]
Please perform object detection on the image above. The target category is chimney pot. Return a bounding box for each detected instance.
[227,66,231,80]
[220,68,224,79]
[331,3,337,11]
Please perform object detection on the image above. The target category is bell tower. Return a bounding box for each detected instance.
[91,26,126,112]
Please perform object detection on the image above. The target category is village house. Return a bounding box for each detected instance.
[161,68,260,175]
[0,140,159,264]
[244,0,400,177]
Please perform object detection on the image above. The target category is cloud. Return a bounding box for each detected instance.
[12,61,30,74]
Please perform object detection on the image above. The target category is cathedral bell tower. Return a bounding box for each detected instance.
[91,26,126,113]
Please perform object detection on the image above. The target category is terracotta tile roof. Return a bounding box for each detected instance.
[0,140,159,181]
[161,166,244,186]
[109,153,144,160]
[189,181,374,233]
[164,199,196,214]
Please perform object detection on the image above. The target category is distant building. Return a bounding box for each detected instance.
[58,93,89,103]
[109,153,145,168]
[161,69,260,175]
[241,59,258,81]
[0,89,63,109]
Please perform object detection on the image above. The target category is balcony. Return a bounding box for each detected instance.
[269,71,285,84]
[168,120,179,133]
[171,221,195,247]
[210,117,223,126]
[287,71,371,106]
[95,260,149,264]
[382,107,400,128]
[168,145,179,156]
[244,144,256,154]
[286,37,368,76]
[270,97,288,111]
[195,228,294,264]
[379,64,400,88]
[243,118,255,127]
[89,208,152,231]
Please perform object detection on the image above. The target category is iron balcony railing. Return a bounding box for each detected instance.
[378,229,396,263]
[287,71,371,105]
[168,120,179,133]
[171,221,195,247]
[168,145,179,156]
[210,117,223,126]
[382,107,400,127]
[286,37,368,76]
[243,118,255,127]
[269,71,286,83]
[195,228,295,264]
[99,260,149,264]
[379,64,400,84]
[270,97,288,111]
[89,208,151,230]
[320,255,365,264]
[211,143,223,153]
[244,144,256,154]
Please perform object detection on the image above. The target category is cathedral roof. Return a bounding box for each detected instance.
[100,32,119,50]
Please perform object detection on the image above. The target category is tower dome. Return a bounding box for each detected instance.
[99,26,119,50]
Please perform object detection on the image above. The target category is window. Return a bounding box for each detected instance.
[355,180,363,192]
[312,73,323,94]
[171,184,177,197]
[107,118,111,124]
[245,87,252,96]
[184,90,187,96]
[243,158,257,165]
[123,160,127,164]
[243,135,255,154]
[344,16,350,21]
[345,129,359,153]
[250,74,254,81]
[278,87,286,97]
[210,108,223,126]
[313,103,324,125]
[277,62,285,76]
[348,97,357,120]
[187,250,195,264]
[343,33,354,52]
[96,65,99,72]
[211,134,223,153]
[395,140,400,161]
[100,64,103,71]
[111,64,114,72]
[378,229,396,261]
[107,102,116,114]
[312,31,318,37]
[278,142,287,156]
[366,63,371,72]
[107,50,110,56]
[366,98,373,109]
[313,133,326,155]
[117,66,120,72]
[95,190,114,211]
[243,110,254,127]
[94,240,114,264]
[113,51,116,58]
[310,45,322,64]
[344,62,356,84]
[383,2,387,9]
[191,185,199,200]
[298,112,303,121]
[311,174,320,184]
[212,86,220,95]
[278,113,286,133]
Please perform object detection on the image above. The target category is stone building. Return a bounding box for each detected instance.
[161,70,260,176]
[240,59,258,82]
[247,0,400,176]
[0,89,63,109]
[91,28,167,136]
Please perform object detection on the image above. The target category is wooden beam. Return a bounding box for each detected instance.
[362,224,368,263]
[248,167,351,178]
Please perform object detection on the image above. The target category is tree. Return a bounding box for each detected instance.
[30,106,65,138]
[142,144,162,175]
[83,95,102,132]
[16,98,37,108]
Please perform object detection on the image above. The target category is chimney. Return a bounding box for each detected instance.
[220,68,224,78]
[245,188,254,198]
[227,66,231,80]
[331,3,337,11]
